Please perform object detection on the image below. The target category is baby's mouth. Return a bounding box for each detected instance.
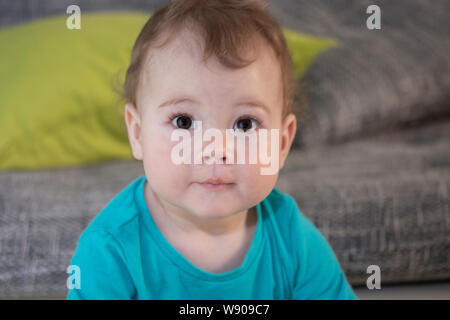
[197,178,234,190]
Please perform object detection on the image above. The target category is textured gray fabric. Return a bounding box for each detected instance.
[277,119,450,285]
[270,0,450,148]
[0,161,145,298]
[0,0,168,28]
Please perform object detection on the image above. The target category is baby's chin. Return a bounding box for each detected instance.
[178,184,250,218]
[184,203,250,221]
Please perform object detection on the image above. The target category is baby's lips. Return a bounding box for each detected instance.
[199,177,233,185]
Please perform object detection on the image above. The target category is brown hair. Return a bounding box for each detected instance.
[123,0,298,119]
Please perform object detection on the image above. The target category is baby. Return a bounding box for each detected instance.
[67,0,357,300]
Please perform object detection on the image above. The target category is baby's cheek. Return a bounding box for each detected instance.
[229,163,274,210]
[143,134,190,175]
[140,126,173,160]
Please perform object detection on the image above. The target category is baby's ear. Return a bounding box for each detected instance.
[124,103,143,161]
[279,113,297,170]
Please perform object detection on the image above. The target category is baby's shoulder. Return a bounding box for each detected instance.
[262,187,298,218]
[81,176,145,237]
[262,187,315,236]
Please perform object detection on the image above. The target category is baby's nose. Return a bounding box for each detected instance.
[202,145,229,164]
[201,131,234,164]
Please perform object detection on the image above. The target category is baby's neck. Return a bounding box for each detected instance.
[144,182,255,238]
[143,183,258,273]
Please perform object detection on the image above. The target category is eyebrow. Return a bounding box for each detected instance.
[157,97,196,109]
[157,96,271,114]
[236,99,271,115]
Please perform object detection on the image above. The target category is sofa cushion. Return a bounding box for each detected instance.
[277,119,450,285]
[269,0,450,148]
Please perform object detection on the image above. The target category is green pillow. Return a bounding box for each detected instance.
[0,12,336,170]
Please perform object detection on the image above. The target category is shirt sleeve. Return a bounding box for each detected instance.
[287,197,359,300]
[66,230,136,300]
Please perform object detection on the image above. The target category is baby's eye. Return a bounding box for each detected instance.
[234,117,259,133]
[171,114,194,130]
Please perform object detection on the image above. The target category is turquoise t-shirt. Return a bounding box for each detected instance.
[67,175,358,300]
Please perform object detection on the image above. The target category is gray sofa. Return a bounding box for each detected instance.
[1,0,449,298]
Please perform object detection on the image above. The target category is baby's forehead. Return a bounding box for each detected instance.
[141,28,281,85]
[143,29,206,72]
[150,24,277,63]
[135,27,284,113]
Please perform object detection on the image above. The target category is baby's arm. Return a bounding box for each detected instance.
[288,198,358,300]
[66,230,136,300]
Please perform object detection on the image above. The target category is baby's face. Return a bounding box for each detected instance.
[125,29,296,219]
